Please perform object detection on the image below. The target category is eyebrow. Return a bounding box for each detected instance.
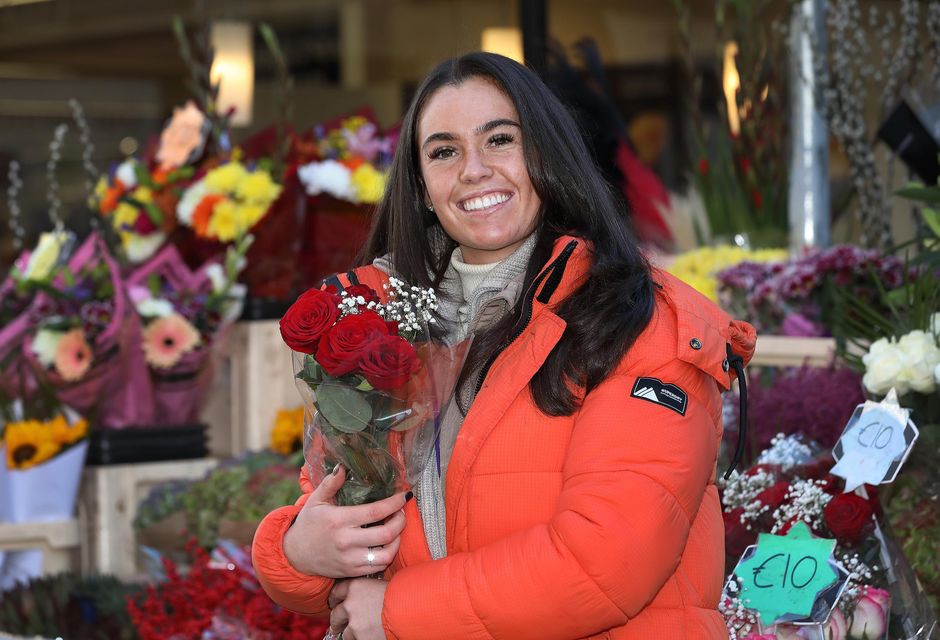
[421,118,521,149]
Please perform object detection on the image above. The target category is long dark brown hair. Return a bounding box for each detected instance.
[358,52,654,416]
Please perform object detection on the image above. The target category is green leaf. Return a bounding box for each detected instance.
[922,207,940,240]
[316,384,372,433]
[142,201,165,226]
[133,161,152,188]
[896,185,940,205]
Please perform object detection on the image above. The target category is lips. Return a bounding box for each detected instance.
[458,191,512,212]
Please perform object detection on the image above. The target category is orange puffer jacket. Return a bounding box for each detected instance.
[252,236,756,639]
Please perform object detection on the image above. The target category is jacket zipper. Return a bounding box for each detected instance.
[474,240,579,396]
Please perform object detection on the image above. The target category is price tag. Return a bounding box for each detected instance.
[831,388,919,492]
[733,523,839,626]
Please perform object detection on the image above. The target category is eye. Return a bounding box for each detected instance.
[489,132,515,147]
[428,146,456,160]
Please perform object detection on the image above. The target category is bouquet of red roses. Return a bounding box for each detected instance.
[280,278,470,507]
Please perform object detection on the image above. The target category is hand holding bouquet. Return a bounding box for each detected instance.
[280,278,469,507]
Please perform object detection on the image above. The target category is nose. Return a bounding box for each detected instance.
[459,147,492,183]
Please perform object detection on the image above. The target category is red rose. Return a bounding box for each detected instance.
[279,286,342,354]
[360,334,421,390]
[345,284,381,305]
[755,481,791,510]
[723,507,757,559]
[316,310,392,377]
[824,492,874,545]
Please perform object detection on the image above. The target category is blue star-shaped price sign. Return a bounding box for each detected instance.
[734,523,838,626]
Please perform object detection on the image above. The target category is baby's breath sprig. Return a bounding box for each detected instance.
[6,160,25,251]
[837,551,877,611]
[770,478,833,534]
[719,580,761,640]
[756,433,816,470]
[46,123,69,233]
[719,467,776,512]
[380,277,438,334]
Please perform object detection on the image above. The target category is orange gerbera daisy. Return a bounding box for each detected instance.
[54,328,93,381]
[192,194,226,238]
[142,313,200,369]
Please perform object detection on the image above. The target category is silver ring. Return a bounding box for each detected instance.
[367,547,376,567]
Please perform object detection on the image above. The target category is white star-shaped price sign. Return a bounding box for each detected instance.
[831,388,919,492]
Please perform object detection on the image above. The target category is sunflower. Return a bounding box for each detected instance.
[4,419,60,470]
[270,407,305,456]
[51,414,89,446]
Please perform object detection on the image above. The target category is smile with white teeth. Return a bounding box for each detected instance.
[460,192,511,212]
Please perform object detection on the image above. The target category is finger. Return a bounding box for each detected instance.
[349,536,401,577]
[329,604,349,636]
[328,578,349,609]
[310,464,347,504]
[345,509,406,548]
[345,490,411,526]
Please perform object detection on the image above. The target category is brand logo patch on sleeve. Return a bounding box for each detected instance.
[630,377,688,415]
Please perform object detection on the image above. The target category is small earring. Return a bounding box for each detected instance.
[427,203,435,212]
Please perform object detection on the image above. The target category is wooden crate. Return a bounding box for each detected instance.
[750,335,837,368]
[202,320,300,458]
[78,458,217,579]
[0,519,81,577]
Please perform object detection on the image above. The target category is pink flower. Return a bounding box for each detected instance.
[861,586,890,610]
[142,313,200,369]
[54,328,92,381]
[822,606,847,640]
[156,101,207,170]
[847,590,889,639]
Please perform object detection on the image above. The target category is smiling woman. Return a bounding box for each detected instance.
[417,79,541,265]
[252,52,756,640]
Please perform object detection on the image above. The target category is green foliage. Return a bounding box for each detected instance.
[0,572,140,639]
[134,450,303,549]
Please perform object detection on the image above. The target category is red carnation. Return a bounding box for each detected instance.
[755,481,790,510]
[824,492,875,545]
[316,310,393,377]
[345,284,381,305]
[279,286,342,354]
[360,334,421,390]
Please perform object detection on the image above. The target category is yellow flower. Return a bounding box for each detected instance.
[238,202,269,230]
[668,245,787,301]
[93,176,109,202]
[270,407,305,456]
[4,419,59,470]
[236,170,282,205]
[112,202,139,230]
[22,231,68,282]
[204,162,248,194]
[350,164,386,204]
[207,199,240,242]
[131,186,154,203]
[51,415,89,446]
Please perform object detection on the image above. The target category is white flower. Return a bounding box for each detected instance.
[123,231,166,263]
[115,159,139,189]
[297,160,355,201]
[862,337,907,395]
[177,179,208,225]
[930,312,940,337]
[23,231,69,282]
[934,362,940,386]
[897,330,940,394]
[31,329,64,368]
[136,297,174,318]
[205,263,227,293]
[222,283,247,324]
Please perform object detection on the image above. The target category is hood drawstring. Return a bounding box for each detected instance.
[723,343,748,480]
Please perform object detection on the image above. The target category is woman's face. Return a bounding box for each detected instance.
[417,77,541,265]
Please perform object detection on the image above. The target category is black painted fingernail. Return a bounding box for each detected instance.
[404,491,414,502]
